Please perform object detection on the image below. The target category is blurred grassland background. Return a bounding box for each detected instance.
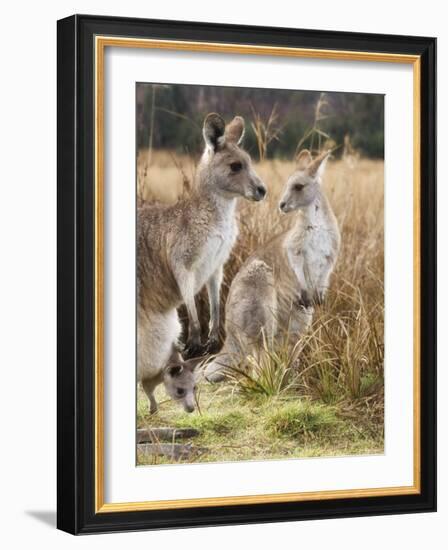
[136,83,384,466]
[137,83,384,160]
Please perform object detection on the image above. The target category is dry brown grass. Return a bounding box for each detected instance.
[137,149,384,462]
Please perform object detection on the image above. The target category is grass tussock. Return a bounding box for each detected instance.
[266,401,338,439]
[175,410,247,435]
[136,149,384,465]
[230,336,300,399]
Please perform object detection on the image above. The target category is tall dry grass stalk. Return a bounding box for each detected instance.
[296,92,336,155]
[250,104,283,161]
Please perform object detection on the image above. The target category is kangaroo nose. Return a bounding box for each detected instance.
[255,185,266,200]
[279,201,286,211]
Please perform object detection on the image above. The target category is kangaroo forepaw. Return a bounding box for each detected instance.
[297,290,312,309]
[314,289,327,306]
[205,337,221,355]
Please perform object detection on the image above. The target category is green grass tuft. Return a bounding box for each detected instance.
[231,336,301,399]
[266,401,338,438]
[174,410,246,435]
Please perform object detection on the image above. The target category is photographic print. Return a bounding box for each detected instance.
[136,83,385,466]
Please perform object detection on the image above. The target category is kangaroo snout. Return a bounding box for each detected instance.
[279,199,292,213]
[183,401,195,413]
[254,184,267,201]
[247,175,267,201]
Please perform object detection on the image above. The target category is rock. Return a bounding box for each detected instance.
[137,427,200,443]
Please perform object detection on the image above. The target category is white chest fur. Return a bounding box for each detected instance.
[285,207,336,291]
[301,228,334,284]
[194,203,238,292]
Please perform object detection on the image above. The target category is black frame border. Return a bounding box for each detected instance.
[57,14,436,535]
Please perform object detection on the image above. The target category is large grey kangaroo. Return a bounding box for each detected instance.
[205,149,340,383]
[137,113,266,412]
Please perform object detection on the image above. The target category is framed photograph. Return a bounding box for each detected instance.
[57,14,436,534]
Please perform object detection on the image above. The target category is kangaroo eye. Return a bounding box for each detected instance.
[294,183,305,191]
[230,161,242,173]
[176,388,185,397]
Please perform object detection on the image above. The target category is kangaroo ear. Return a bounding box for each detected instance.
[167,347,182,364]
[307,150,330,179]
[203,113,226,151]
[165,364,183,377]
[225,116,245,145]
[295,149,312,170]
[184,356,206,371]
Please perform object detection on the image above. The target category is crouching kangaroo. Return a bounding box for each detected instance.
[205,149,340,382]
[140,349,203,414]
[138,113,266,411]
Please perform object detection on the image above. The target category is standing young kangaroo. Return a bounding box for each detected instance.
[138,113,266,412]
[205,149,340,382]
